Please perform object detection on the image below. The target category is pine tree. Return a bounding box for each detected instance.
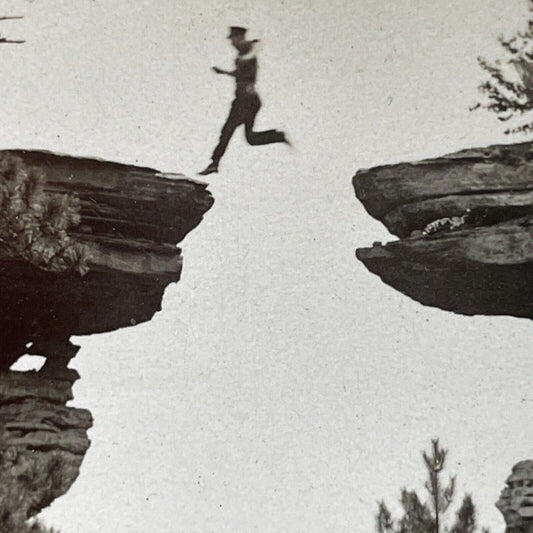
[449,495,476,533]
[0,154,91,274]
[375,440,487,533]
[473,0,533,134]
[422,440,455,533]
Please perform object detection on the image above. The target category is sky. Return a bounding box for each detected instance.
[2,0,533,531]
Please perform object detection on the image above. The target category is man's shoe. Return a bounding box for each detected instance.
[198,163,218,176]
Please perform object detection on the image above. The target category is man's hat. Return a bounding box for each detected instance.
[228,26,247,38]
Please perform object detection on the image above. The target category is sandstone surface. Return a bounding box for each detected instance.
[0,150,213,530]
[354,141,533,319]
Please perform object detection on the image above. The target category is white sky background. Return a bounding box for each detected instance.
[2,0,533,531]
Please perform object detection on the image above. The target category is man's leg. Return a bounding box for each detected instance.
[212,108,240,164]
[199,101,242,175]
[244,96,288,146]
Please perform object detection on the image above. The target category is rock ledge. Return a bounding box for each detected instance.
[354,141,533,319]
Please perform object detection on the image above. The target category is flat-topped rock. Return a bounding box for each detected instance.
[0,150,214,368]
[354,141,533,319]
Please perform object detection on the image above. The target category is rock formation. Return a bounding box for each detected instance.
[354,141,533,319]
[496,460,533,533]
[0,150,213,531]
[0,363,91,531]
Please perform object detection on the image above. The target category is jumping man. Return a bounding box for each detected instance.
[199,26,290,176]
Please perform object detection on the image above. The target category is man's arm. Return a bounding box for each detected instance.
[212,66,236,76]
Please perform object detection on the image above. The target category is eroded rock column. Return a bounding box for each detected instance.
[497,460,533,533]
[0,359,92,531]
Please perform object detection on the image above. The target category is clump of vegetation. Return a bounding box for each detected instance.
[376,439,488,533]
[0,509,61,532]
[473,0,533,134]
[11,520,60,533]
[0,154,90,275]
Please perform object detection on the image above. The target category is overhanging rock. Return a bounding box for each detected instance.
[0,149,214,368]
[0,149,213,530]
[354,141,533,319]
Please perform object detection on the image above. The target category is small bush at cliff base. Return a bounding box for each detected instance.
[376,439,489,533]
[0,516,60,533]
[28,520,60,533]
[0,154,90,274]
[8,520,60,533]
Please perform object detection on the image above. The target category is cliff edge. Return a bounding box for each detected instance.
[0,150,213,531]
[0,149,213,369]
[354,141,533,319]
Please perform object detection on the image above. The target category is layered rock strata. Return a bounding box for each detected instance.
[0,361,92,530]
[0,149,214,369]
[0,150,213,529]
[354,141,533,319]
[496,460,533,533]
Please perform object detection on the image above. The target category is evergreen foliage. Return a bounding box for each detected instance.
[375,440,488,533]
[0,154,90,275]
[11,520,60,533]
[473,0,533,134]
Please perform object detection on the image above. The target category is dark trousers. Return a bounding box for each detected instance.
[211,92,286,165]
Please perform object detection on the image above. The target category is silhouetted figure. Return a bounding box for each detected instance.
[199,26,290,176]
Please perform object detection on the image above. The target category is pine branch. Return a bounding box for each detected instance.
[440,476,456,512]
[472,3,533,134]
[505,120,533,134]
[499,35,519,55]
[376,500,395,533]
[449,495,476,533]
[477,58,525,99]
[374,441,486,533]
[0,37,25,44]
[0,15,24,44]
